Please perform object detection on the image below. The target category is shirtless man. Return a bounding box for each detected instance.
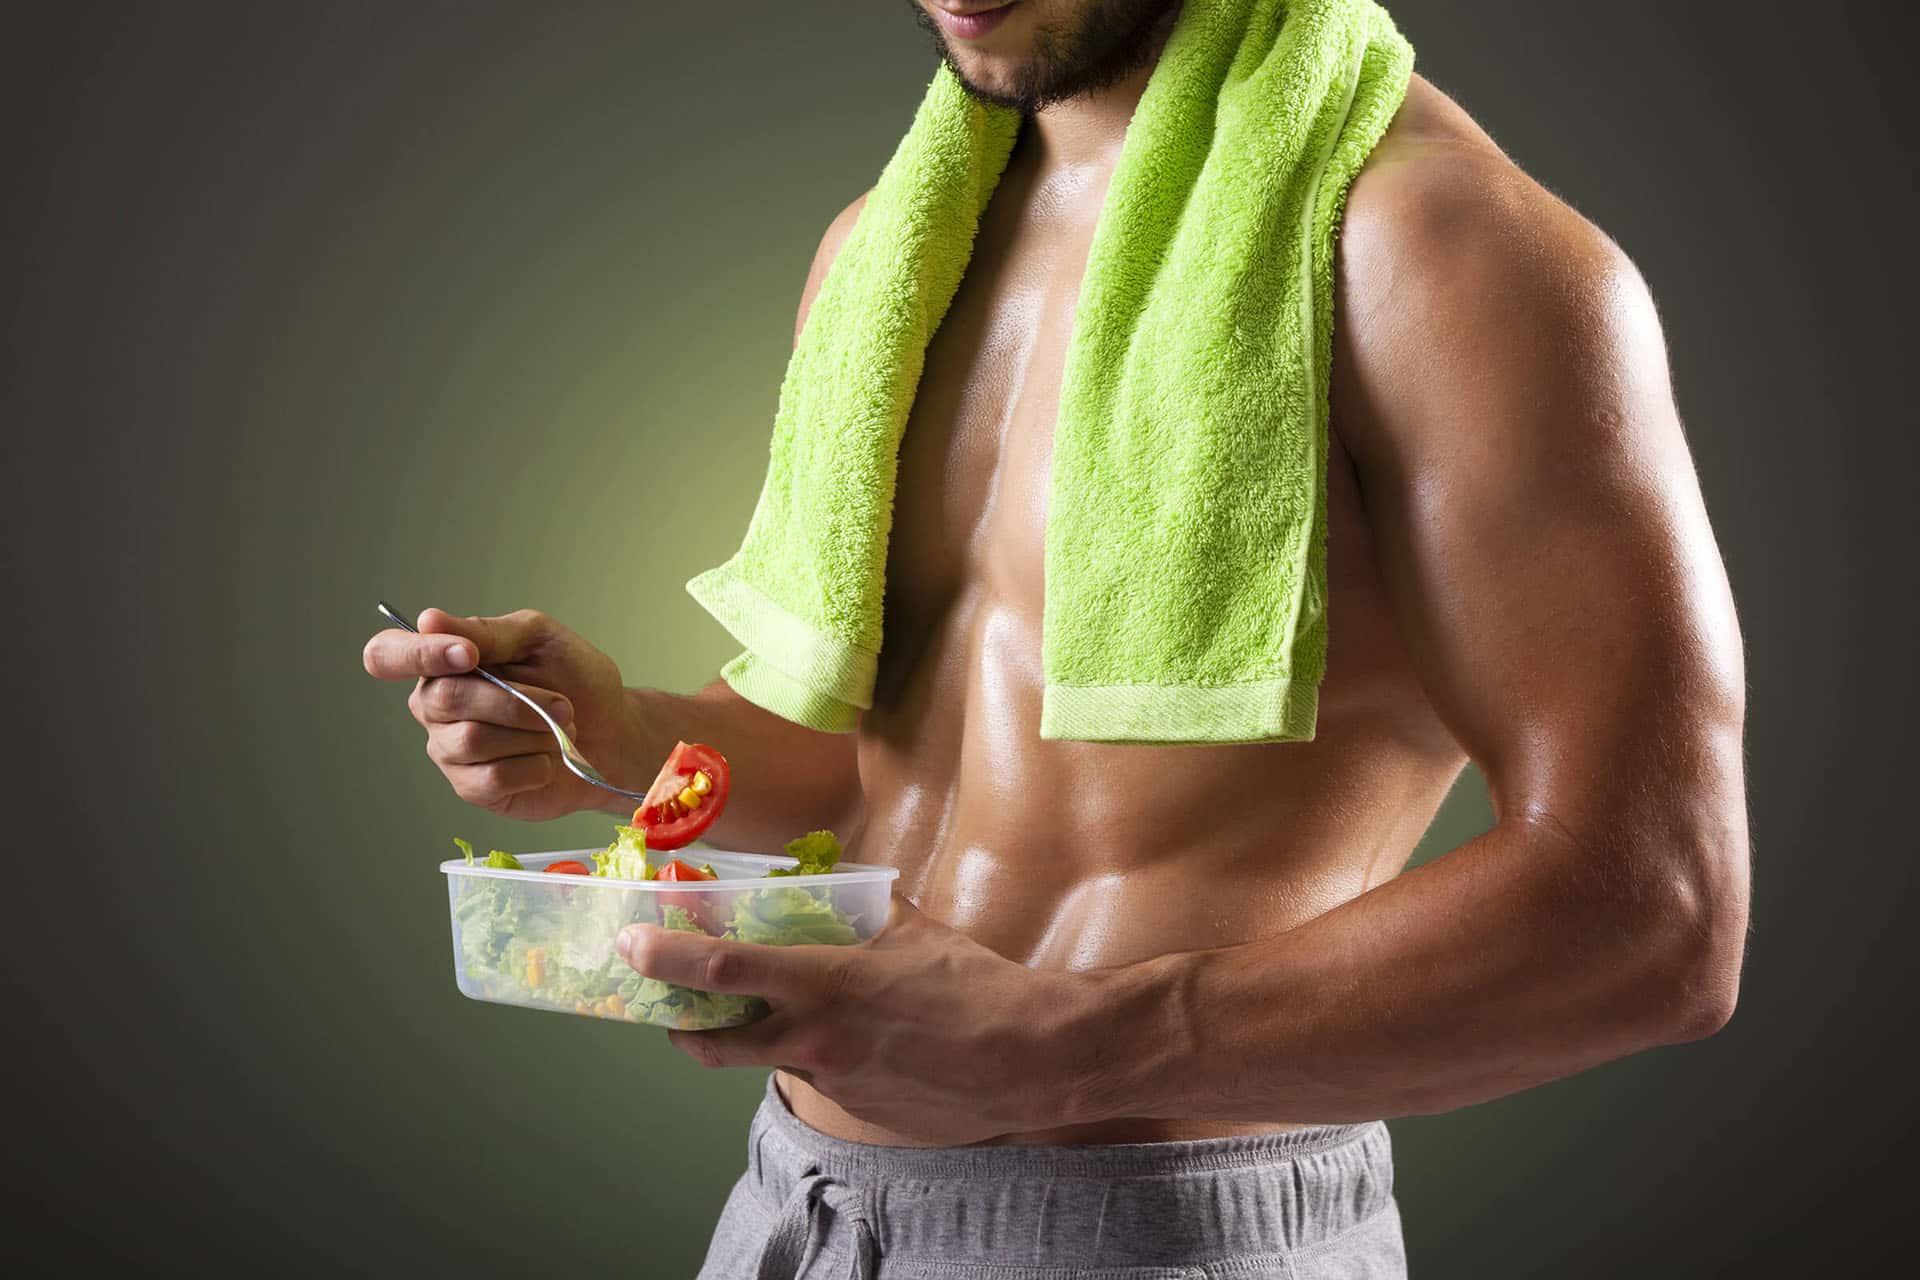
[365,1,1749,1271]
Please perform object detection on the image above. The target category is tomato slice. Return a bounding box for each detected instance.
[632,742,730,851]
[654,858,724,932]
[654,858,717,882]
[544,860,591,875]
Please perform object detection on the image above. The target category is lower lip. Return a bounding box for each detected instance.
[934,2,1017,40]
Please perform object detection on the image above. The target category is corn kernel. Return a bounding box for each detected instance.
[677,786,703,809]
[689,770,712,796]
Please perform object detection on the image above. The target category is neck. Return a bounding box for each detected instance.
[1025,8,1180,169]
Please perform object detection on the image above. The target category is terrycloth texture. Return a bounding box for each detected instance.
[688,0,1413,743]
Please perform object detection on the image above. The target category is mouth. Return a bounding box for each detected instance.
[929,1,1020,41]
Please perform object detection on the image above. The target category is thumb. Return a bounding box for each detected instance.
[417,607,549,667]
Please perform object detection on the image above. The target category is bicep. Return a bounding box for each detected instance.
[1340,210,1745,849]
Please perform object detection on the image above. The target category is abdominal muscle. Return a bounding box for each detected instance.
[776,549,1467,1147]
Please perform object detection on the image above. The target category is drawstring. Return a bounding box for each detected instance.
[755,1169,878,1280]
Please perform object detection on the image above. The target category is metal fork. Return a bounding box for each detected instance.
[375,601,650,805]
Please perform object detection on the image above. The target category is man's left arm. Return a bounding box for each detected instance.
[620,162,1752,1140]
[1085,162,1753,1126]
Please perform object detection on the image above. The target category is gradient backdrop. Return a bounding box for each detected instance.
[6,1,1914,1274]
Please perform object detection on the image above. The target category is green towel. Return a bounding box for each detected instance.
[688,0,1413,743]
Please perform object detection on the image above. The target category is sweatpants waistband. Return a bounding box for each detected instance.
[740,1071,1398,1268]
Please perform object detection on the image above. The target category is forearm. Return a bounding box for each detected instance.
[600,678,862,853]
[1071,813,1743,1127]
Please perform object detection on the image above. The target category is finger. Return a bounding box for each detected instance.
[363,627,479,680]
[616,925,849,1002]
[410,676,573,730]
[443,754,555,804]
[428,722,563,767]
[417,607,550,667]
[666,1011,796,1070]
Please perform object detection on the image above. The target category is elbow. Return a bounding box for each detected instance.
[1636,831,1750,1045]
[1659,932,1743,1043]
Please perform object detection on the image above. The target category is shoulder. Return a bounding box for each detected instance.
[1333,74,1670,471]
[793,190,872,344]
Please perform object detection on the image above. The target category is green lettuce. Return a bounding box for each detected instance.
[452,873,558,978]
[454,836,522,870]
[728,885,860,946]
[590,825,651,883]
[661,904,704,933]
[767,830,842,877]
[618,902,763,1029]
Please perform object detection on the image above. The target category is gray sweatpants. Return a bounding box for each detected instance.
[698,1072,1406,1279]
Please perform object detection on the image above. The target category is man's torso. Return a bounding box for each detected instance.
[787,75,1479,1146]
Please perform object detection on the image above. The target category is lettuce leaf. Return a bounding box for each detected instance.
[727,885,860,946]
[660,904,706,934]
[453,837,521,870]
[618,903,764,1027]
[767,830,842,877]
[590,825,651,883]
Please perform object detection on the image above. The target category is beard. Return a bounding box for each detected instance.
[908,0,1185,113]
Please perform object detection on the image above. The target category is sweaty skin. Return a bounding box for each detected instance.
[773,60,1552,1140]
[366,24,1747,1149]
[805,81,1474,1145]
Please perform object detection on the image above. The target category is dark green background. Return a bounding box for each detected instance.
[7,1,1913,1274]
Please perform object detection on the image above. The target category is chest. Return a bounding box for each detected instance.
[877,147,1382,695]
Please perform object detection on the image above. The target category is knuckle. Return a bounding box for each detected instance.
[701,945,742,993]
[505,689,547,730]
[818,953,860,1005]
[423,678,461,718]
[504,608,550,652]
[408,638,440,676]
[682,1034,725,1070]
[451,763,501,801]
[407,681,428,724]
[446,720,485,760]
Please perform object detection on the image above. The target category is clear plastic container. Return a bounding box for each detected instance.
[442,848,898,1030]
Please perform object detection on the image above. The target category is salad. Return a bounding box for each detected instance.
[448,741,864,1030]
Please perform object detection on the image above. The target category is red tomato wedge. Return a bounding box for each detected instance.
[544,860,591,875]
[632,742,730,851]
[654,857,724,932]
[655,858,717,882]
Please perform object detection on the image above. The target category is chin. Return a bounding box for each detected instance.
[926,2,1044,87]
[949,50,1034,100]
